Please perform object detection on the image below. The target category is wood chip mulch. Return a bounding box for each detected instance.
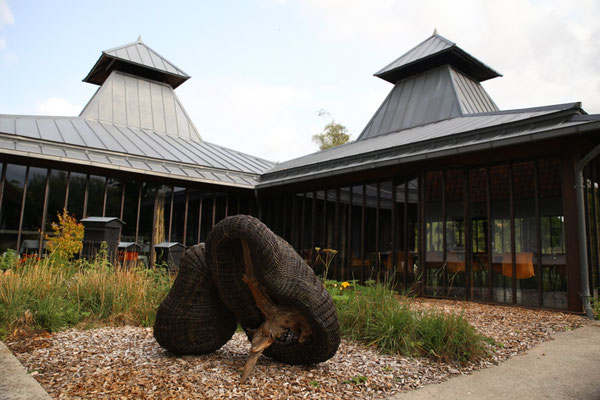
[6,299,590,400]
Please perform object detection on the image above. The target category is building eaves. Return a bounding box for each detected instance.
[0,132,262,189]
[0,115,275,176]
[258,104,591,188]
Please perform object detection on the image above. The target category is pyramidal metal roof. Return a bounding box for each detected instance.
[83,37,190,89]
[80,70,202,141]
[375,32,501,84]
[357,65,498,141]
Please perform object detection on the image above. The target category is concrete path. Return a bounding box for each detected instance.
[391,322,600,400]
[0,340,51,400]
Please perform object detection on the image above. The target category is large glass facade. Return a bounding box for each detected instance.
[0,153,580,310]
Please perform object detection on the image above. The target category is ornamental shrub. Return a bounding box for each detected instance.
[44,209,84,262]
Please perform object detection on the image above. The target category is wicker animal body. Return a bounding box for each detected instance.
[153,243,237,354]
[154,215,340,381]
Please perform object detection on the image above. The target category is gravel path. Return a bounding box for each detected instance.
[6,299,589,400]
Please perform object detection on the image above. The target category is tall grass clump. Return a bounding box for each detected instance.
[330,281,488,363]
[0,253,172,339]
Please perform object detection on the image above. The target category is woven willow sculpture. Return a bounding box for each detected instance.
[154,215,340,382]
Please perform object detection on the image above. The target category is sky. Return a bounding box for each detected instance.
[1,0,599,163]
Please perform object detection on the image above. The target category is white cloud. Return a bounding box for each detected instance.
[295,0,600,113]
[0,0,13,26]
[0,0,13,51]
[36,97,82,116]
[178,78,319,162]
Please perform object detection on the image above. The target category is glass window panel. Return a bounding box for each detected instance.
[512,161,538,307]
[490,165,512,304]
[121,180,141,242]
[539,159,567,309]
[407,177,419,289]
[349,185,364,281]
[468,167,487,300]
[302,192,313,264]
[447,169,466,299]
[170,187,186,244]
[364,183,378,281]
[186,189,201,246]
[46,170,68,232]
[394,180,407,291]
[215,192,227,225]
[424,171,444,296]
[86,175,106,217]
[66,172,86,220]
[21,167,47,254]
[138,182,157,263]
[338,188,350,281]
[200,192,214,242]
[0,164,27,252]
[378,181,393,282]
[105,178,122,218]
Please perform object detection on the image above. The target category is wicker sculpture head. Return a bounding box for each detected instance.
[153,215,340,382]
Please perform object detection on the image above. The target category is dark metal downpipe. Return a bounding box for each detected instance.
[575,143,600,319]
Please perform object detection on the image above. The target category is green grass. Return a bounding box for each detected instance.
[0,254,172,339]
[329,281,488,363]
[2,249,489,366]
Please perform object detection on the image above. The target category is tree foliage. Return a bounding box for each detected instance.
[312,121,350,150]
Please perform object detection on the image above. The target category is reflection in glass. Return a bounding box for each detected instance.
[105,178,122,218]
[447,169,466,299]
[513,161,537,306]
[21,167,47,253]
[121,180,140,242]
[469,168,487,300]
[539,159,567,309]
[378,181,393,283]
[491,165,512,303]
[364,183,378,281]
[407,177,419,291]
[424,171,443,296]
[46,170,68,231]
[0,164,27,252]
[170,187,186,244]
[67,172,87,220]
[86,175,105,217]
[349,185,363,282]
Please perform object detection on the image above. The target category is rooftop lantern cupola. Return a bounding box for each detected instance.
[357,31,503,141]
[80,37,201,141]
[83,35,190,88]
